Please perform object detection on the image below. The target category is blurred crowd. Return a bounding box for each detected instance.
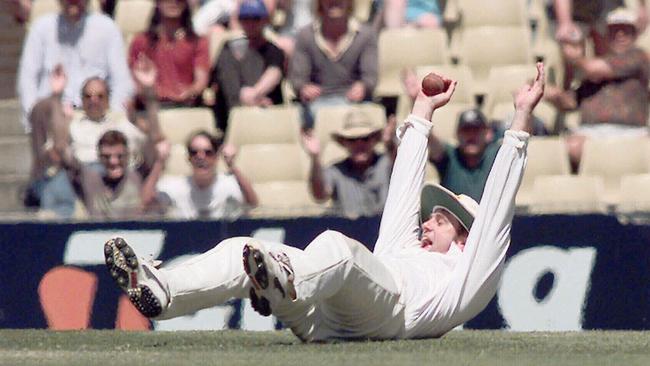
[8,0,650,221]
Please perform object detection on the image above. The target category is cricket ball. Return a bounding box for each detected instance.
[421,73,445,96]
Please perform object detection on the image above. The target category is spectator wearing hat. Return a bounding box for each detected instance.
[546,7,650,171]
[428,109,500,202]
[210,0,285,131]
[289,0,378,128]
[301,110,394,218]
[156,130,258,219]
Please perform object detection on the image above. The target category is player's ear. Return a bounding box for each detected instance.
[455,229,468,251]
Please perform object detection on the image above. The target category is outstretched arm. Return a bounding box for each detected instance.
[374,75,458,255]
[431,63,546,334]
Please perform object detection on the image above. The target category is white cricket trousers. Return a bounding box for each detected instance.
[153,230,406,341]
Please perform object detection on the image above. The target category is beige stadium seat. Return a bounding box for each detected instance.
[225,105,302,147]
[489,100,557,133]
[616,173,650,214]
[28,0,101,27]
[516,137,571,207]
[353,0,373,23]
[483,64,539,115]
[165,144,192,176]
[529,175,608,214]
[415,64,475,105]
[114,0,155,45]
[248,181,332,218]
[445,0,529,28]
[452,26,533,91]
[313,103,386,149]
[236,143,308,182]
[376,28,449,97]
[579,137,650,205]
[158,108,218,145]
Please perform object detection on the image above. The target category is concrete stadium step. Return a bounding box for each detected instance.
[0,99,26,136]
[0,175,29,213]
[0,136,31,175]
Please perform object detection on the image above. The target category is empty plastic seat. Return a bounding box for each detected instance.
[617,173,650,213]
[225,105,302,147]
[529,175,608,214]
[248,181,331,218]
[579,137,650,204]
[236,144,308,182]
[445,0,529,28]
[376,28,449,97]
[114,0,155,45]
[516,136,571,207]
[158,108,218,145]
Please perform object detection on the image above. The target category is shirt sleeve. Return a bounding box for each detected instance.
[105,20,134,112]
[194,36,210,72]
[17,18,46,132]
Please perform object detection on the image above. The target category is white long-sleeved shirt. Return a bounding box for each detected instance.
[16,13,134,132]
[373,114,529,339]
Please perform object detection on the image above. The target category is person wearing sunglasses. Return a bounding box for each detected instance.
[301,109,395,218]
[156,130,258,219]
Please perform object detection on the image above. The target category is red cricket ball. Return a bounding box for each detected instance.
[421,73,445,96]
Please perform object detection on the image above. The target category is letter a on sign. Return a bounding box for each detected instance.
[498,246,596,331]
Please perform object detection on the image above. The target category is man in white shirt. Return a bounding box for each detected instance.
[104,64,545,340]
[157,130,258,219]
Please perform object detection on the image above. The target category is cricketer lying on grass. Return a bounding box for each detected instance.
[104,63,546,342]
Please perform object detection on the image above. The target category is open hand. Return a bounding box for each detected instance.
[133,55,157,90]
[514,62,545,114]
[301,131,321,158]
[221,143,237,168]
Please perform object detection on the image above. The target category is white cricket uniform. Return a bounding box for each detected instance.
[150,114,529,341]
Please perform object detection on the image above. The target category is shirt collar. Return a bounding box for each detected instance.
[313,18,360,61]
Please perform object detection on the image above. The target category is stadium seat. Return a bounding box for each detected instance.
[235,143,309,182]
[616,173,650,214]
[158,108,218,145]
[313,103,386,150]
[429,103,474,144]
[353,0,373,23]
[225,105,302,147]
[165,144,192,176]
[516,136,571,207]
[451,26,534,91]
[376,28,449,97]
[114,0,155,46]
[248,181,332,218]
[483,64,540,115]
[579,137,650,205]
[444,0,529,28]
[528,175,608,214]
[489,100,557,134]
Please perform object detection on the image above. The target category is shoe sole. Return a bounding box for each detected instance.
[242,243,296,317]
[104,237,162,318]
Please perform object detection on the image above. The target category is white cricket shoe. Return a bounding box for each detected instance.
[104,237,168,318]
[242,241,297,317]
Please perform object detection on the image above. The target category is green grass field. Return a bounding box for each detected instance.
[1,330,648,366]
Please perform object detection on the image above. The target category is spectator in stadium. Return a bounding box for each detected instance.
[52,128,169,219]
[269,0,315,56]
[551,0,647,88]
[289,0,378,128]
[210,0,285,131]
[545,7,649,171]
[157,130,258,219]
[428,109,500,203]
[32,58,165,218]
[17,0,134,185]
[128,0,210,108]
[301,109,394,218]
[383,0,443,29]
[191,0,278,36]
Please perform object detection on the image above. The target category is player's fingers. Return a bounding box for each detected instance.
[442,80,458,99]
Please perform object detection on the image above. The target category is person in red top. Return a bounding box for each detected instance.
[128,0,210,107]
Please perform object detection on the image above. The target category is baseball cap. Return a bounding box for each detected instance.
[457,109,488,130]
[331,109,382,140]
[238,0,269,19]
[420,183,478,232]
[606,7,637,28]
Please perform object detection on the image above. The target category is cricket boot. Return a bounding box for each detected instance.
[242,241,297,317]
[104,237,169,318]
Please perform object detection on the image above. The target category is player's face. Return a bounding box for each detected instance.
[420,209,467,253]
[99,144,128,182]
[608,24,637,54]
[82,80,109,121]
[340,133,379,166]
[188,135,217,180]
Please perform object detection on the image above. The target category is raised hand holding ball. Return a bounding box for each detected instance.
[421,73,445,96]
